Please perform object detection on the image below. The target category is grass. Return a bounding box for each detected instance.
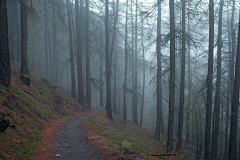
[87,112,197,160]
[87,113,165,155]
[0,63,88,159]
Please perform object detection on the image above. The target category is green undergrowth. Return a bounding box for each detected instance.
[0,64,88,159]
[87,112,196,160]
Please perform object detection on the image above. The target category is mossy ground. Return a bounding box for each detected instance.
[87,112,198,160]
[0,63,88,160]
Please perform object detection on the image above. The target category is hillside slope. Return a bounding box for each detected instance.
[0,65,87,160]
[87,113,197,160]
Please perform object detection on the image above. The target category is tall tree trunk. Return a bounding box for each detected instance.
[85,0,91,106]
[67,0,76,98]
[75,0,83,104]
[211,0,223,158]
[131,0,135,123]
[166,0,175,152]
[225,2,232,159]
[176,0,186,151]
[123,0,128,123]
[20,0,29,76]
[32,28,36,72]
[231,0,235,75]
[225,1,236,159]
[71,3,76,59]
[140,5,145,128]
[105,0,112,119]
[228,9,240,160]
[186,0,191,145]
[204,0,214,158]
[16,4,21,63]
[117,84,120,115]
[113,44,117,114]
[44,0,49,79]
[100,25,103,106]
[0,0,11,89]
[155,0,162,140]
[48,29,52,81]
[52,3,58,84]
[134,0,138,125]
[10,1,15,61]
[111,0,119,114]
[161,107,165,135]
[220,106,224,153]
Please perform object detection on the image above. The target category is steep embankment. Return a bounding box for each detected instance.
[0,65,87,160]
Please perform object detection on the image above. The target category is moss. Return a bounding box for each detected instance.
[0,151,5,160]
[87,113,166,157]
[33,129,44,137]
[0,66,85,159]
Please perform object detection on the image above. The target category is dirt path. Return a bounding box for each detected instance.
[33,105,143,160]
[50,105,116,159]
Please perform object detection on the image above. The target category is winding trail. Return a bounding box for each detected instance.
[51,105,113,159]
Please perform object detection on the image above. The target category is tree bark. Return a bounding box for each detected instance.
[228,8,240,160]
[111,0,119,114]
[225,1,235,159]
[155,0,162,140]
[140,4,145,128]
[186,0,191,145]
[225,2,232,159]
[85,0,91,106]
[100,25,103,106]
[52,3,58,84]
[0,0,11,89]
[20,0,29,76]
[176,0,186,151]
[44,0,49,79]
[105,0,112,119]
[204,0,214,158]
[16,3,21,63]
[113,44,117,114]
[67,0,76,98]
[123,0,128,123]
[133,0,138,125]
[10,1,15,61]
[211,0,223,158]
[166,0,175,152]
[130,0,135,123]
[75,0,83,104]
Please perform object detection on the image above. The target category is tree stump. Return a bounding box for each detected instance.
[20,74,30,86]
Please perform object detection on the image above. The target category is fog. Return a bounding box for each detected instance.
[1,0,240,158]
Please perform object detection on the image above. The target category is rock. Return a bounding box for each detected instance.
[55,153,62,157]
[87,136,99,140]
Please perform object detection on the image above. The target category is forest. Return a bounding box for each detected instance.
[0,0,240,159]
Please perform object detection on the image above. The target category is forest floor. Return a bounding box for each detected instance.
[33,105,145,160]
[0,62,90,159]
[0,62,197,159]
[87,111,198,160]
